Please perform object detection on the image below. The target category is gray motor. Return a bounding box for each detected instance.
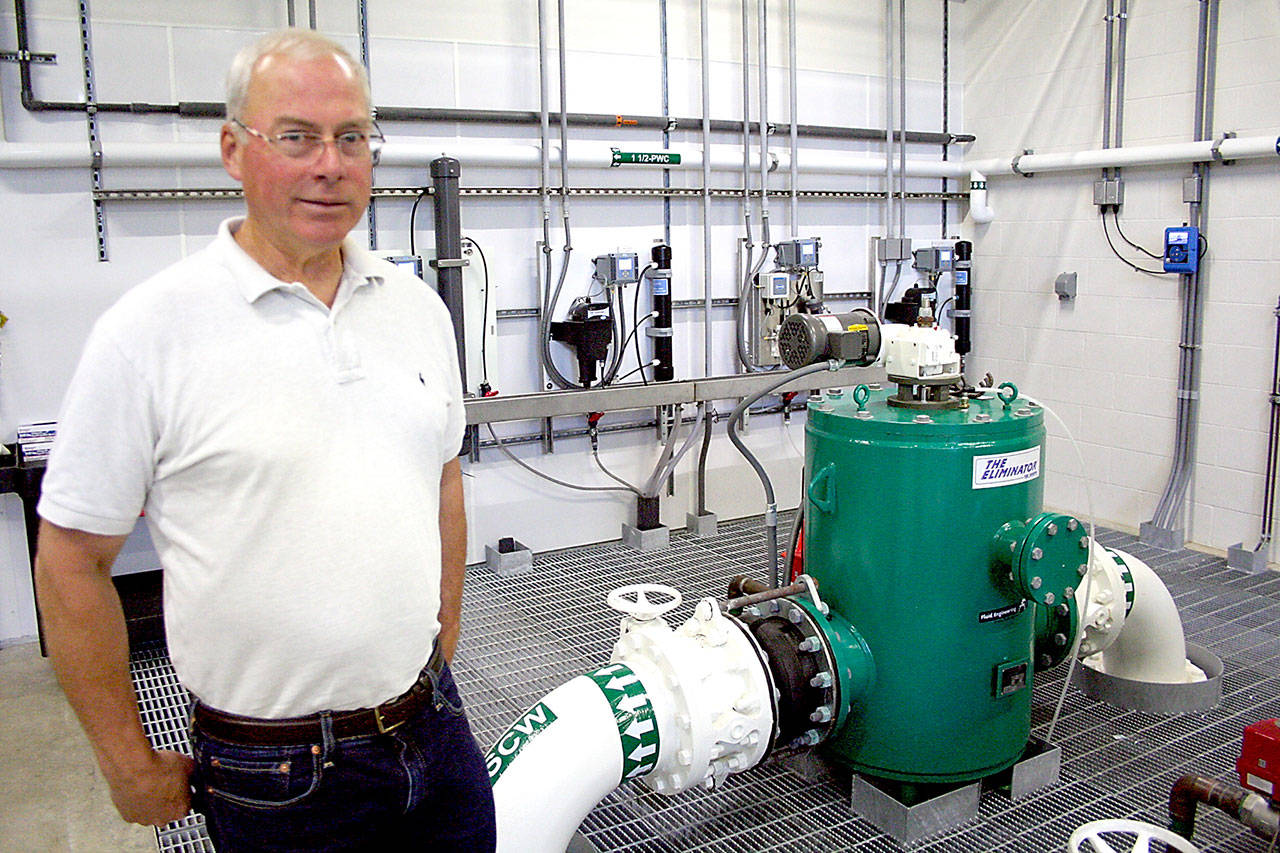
[776,308,882,370]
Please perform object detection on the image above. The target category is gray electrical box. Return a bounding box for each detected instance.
[776,238,821,270]
[593,253,639,285]
[1093,179,1125,208]
[912,246,954,274]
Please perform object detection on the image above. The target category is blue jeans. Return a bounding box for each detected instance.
[190,662,496,852]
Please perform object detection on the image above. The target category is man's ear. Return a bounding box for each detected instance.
[221,122,243,181]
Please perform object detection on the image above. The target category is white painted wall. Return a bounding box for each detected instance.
[0,1,958,643]
[960,1,1280,558]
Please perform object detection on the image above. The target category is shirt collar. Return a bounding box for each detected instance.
[214,217,385,306]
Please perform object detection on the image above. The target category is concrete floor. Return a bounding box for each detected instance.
[0,641,155,853]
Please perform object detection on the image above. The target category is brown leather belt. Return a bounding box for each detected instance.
[192,645,445,746]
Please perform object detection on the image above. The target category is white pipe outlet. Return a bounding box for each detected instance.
[1077,547,1206,685]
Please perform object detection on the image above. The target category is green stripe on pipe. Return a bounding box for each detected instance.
[588,663,661,780]
[485,701,559,783]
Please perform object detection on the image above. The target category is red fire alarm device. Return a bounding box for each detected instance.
[1238,719,1280,799]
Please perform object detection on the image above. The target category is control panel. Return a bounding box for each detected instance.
[1163,226,1199,274]
[593,253,640,286]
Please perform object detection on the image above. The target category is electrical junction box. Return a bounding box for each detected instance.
[747,269,824,367]
[1237,718,1280,798]
[1163,226,1199,274]
[776,238,820,270]
[913,246,954,274]
[760,271,792,301]
[593,253,639,286]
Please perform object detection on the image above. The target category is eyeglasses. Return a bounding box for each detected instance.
[231,118,384,165]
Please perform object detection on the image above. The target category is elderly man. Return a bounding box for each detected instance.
[34,29,495,851]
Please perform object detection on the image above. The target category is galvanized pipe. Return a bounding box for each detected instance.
[722,580,808,612]
[788,0,798,237]
[701,0,714,377]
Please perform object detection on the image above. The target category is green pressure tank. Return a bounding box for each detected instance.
[804,385,1047,784]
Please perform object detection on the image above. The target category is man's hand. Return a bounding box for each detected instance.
[105,749,195,826]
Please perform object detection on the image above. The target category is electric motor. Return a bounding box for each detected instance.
[776,309,881,370]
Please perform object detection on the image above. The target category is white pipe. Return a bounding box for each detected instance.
[1093,549,1202,684]
[3,135,1275,181]
[488,674,631,853]
[967,135,1279,178]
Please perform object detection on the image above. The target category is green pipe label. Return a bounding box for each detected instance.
[485,702,558,783]
[587,663,660,780]
[611,148,682,167]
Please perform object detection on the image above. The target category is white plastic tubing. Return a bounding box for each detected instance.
[3,134,1275,222]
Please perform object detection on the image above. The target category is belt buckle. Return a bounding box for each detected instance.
[374,706,405,735]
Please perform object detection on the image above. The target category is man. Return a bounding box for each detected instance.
[34,29,495,851]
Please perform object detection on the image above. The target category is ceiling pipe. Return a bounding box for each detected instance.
[1,135,1276,180]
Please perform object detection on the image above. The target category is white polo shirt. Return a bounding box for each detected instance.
[39,219,466,718]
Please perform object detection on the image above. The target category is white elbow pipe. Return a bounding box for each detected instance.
[1077,548,1205,684]
[1098,551,1201,683]
[487,665,662,853]
[967,170,995,224]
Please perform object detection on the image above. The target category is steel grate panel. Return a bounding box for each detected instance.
[125,518,1280,851]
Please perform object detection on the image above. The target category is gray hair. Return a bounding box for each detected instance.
[225,28,371,120]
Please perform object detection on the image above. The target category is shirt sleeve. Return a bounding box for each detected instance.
[434,301,467,469]
[38,325,156,536]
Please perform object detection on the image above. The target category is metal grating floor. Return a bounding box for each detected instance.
[132,516,1280,852]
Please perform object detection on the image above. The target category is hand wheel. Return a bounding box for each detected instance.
[606,584,682,622]
[1068,818,1201,853]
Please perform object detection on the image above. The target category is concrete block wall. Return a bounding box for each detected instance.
[961,0,1280,557]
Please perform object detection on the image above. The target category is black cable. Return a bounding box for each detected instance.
[611,361,656,384]
[633,266,649,386]
[1197,231,1209,259]
[1100,212,1171,276]
[609,309,656,385]
[465,235,492,388]
[937,296,954,329]
[408,187,429,256]
[1110,209,1162,259]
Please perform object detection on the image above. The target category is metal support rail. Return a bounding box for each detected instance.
[463,365,885,425]
[92,186,968,203]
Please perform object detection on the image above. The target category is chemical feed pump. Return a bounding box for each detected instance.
[487,310,1216,852]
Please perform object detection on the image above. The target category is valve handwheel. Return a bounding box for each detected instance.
[1068,818,1201,853]
[606,584,683,622]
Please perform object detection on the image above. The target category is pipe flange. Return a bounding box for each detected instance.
[732,596,840,749]
[613,597,775,794]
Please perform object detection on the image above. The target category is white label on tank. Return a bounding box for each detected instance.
[972,446,1041,489]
